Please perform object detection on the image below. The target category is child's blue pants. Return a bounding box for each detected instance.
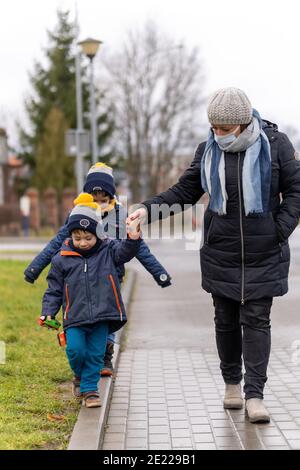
[66,322,108,393]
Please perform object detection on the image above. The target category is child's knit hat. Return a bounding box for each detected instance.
[67,193,104,238]
[83,163,116,198]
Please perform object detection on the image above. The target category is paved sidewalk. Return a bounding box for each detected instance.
[102,239,300,451]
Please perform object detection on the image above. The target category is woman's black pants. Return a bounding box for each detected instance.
[212,295,272,400]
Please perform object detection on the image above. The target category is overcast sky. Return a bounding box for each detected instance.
[0,0,299,149]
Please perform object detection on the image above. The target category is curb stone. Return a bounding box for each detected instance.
[67,269,137,450]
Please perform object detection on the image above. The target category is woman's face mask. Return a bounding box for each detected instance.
[213,126,240,147]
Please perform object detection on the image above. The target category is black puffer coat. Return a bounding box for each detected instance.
[143,121,300,303]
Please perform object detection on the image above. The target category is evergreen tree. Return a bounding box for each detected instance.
[19,9,114,196]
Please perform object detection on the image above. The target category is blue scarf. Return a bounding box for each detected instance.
[200,110,271,216]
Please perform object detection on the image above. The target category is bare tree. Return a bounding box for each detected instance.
[103,22,206,202]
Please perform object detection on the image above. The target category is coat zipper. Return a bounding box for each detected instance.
[109,274,123,321]
[64,284,70,320]
[237,152,245,305]
[84,259,93,321]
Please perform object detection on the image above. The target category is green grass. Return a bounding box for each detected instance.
[0,260,80,450]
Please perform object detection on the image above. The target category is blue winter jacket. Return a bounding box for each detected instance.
[42,237,141,333]
[25,203,171,286]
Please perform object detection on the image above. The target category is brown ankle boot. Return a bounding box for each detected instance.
[223,383,243,409]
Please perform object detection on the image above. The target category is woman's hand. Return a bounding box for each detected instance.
[126,207,147,230]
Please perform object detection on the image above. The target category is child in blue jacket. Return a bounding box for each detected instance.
[26,163,171,376]
[40,193,142,408]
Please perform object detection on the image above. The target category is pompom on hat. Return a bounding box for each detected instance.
[67,193,104,238]
[207,87,253,125]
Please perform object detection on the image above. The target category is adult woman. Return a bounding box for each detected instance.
[127,87,300,423]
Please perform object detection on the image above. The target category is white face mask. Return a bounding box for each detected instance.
[214,126,240,148]
[100,201,110,210]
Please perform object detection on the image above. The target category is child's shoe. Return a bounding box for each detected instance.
[72,376,82,398]
[82,391,102,408]
[100,342,114,377]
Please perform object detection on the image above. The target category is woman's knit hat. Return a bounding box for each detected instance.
[83,162,116,198]
[207,87,252,125]
[67,193,104,238]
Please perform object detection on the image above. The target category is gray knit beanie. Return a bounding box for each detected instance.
[207,87,252,125]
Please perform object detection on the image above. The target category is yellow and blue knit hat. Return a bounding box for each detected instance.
[83,163,116,198]
[67,193,104,238]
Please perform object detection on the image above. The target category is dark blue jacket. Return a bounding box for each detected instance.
[42,238,141,333]
[25,203,171,286]
[142,121,300,302]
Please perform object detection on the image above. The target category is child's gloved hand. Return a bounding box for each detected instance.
[38,316,61,330]
[155,273,172,288]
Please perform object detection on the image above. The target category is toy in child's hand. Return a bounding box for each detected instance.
[38,317,61,330]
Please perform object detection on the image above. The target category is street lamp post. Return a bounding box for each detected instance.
[78,38,102,165]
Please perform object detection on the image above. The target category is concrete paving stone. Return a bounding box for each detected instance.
[128,413,148,421]
[149,417,169,426]
[277,421,299,430]
[270,414,293,422]
[102,443,125,450]
[171,438,193,447]
[267,407,289,414]
[149,434,171,444]
[252,428,281,437]
[107,416,127,425]
[149,425,170,434]
[170,427,191,438]
[214,436,241,447]
[108,409,128,417]
[149,398,167,404]
[218,446,242,450]
[213,428,237,437]
[208,412,229,420]
[196,444,217,450]
[289,410,300,417]
[105,424,127,434]
[127,421,148,430]
[281,430,300,439]
[190,416,211,425]
[148,403,168,411]
[128,406,148,413]
[149,410,168,418]
[127,429,148,438]
[211,420,232,428]
[186,403,206,410]
[167,406,186,413]
[168,414,189,422]
[288,440,300,449]
[129,400,148,408]
[193,433,215,443]
[187,409,208,417]
[111,398,129,405]
[126,438,148,447]
[190,424,212,433]
[149,392,166,398]
[243,441,265,450]
[104,433,126,443]
[172,447,194,450]
[170,421,190,429]
[260,436,288,446]
[109,403,129,410]
[167,400,185,408]
[148,445,172,450]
